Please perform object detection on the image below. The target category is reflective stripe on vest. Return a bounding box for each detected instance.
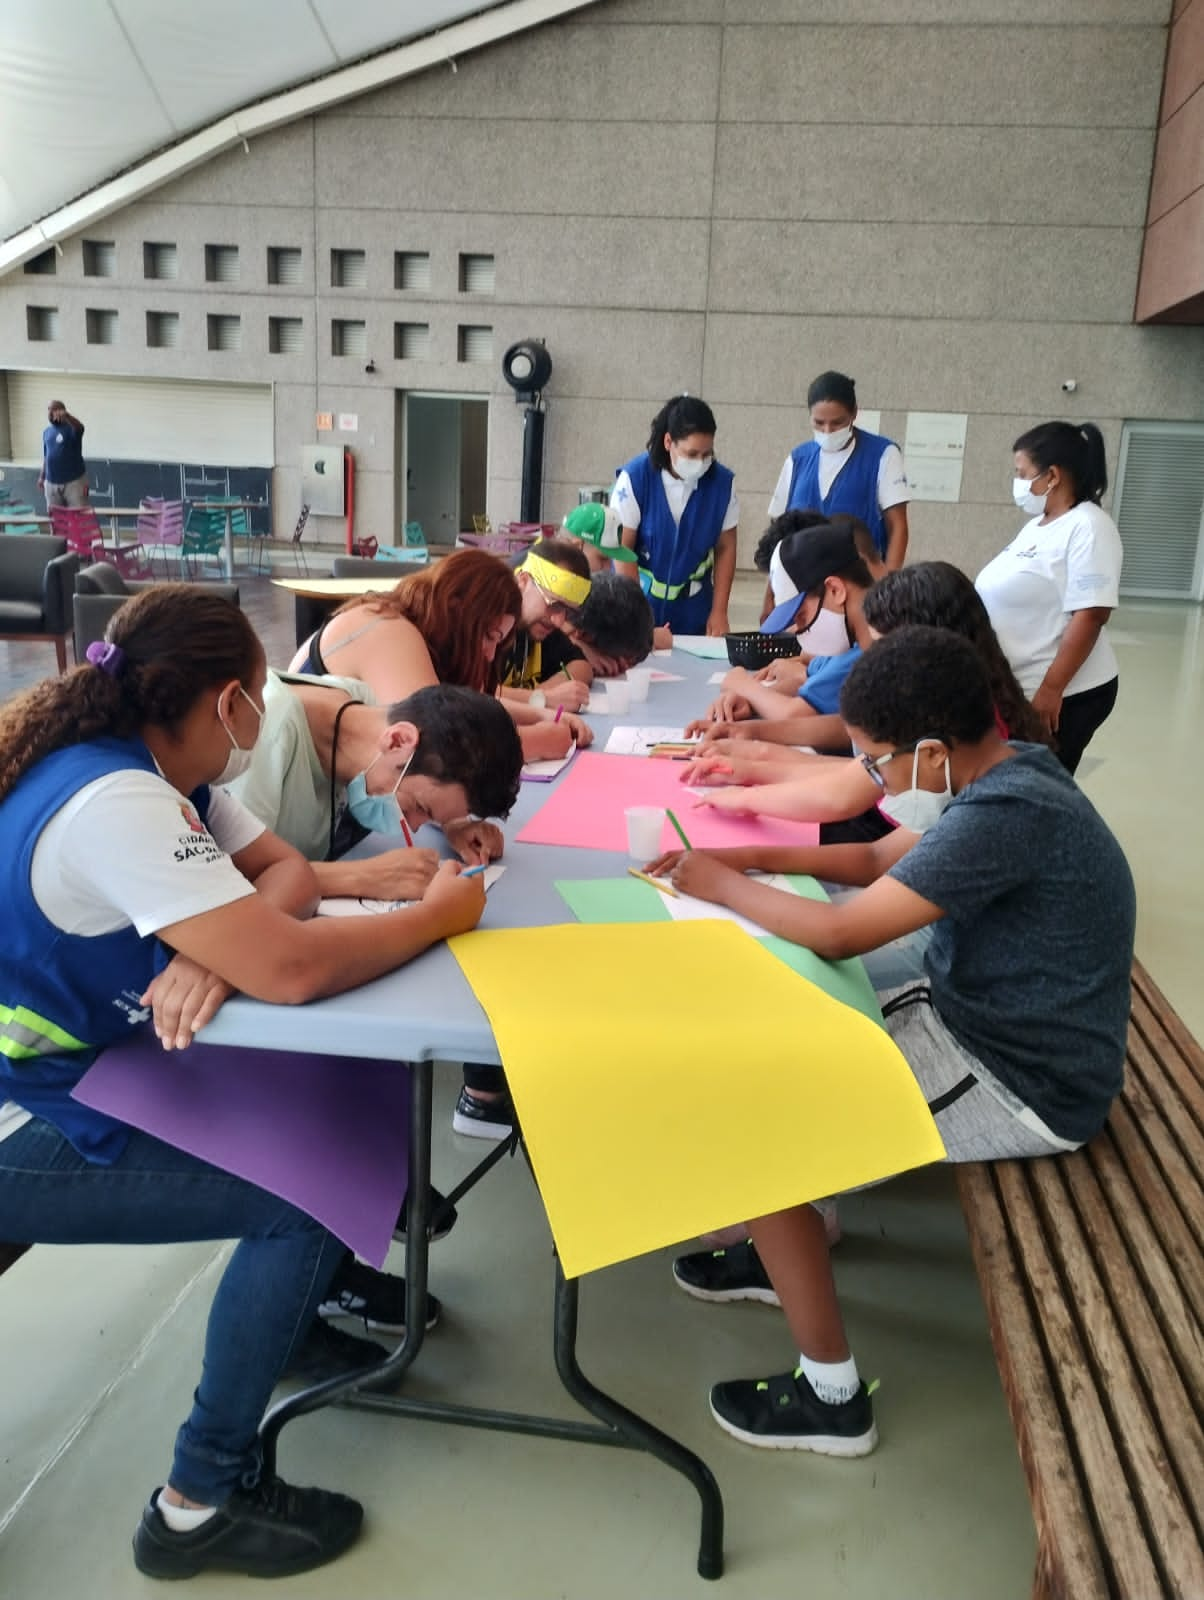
[640,548,715,601]
[0,1002,89,1061]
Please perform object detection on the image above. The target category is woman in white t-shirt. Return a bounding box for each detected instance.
[768,370,910,571]
[0,585,487,1581]
[976,422,1122,774]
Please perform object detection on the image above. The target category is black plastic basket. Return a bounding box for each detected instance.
[725,631,802,668]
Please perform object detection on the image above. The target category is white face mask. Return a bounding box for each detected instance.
[216,686,263,785]
[1012,475,1047,516]
[814,425,854,453]
[877,743,953,834]
[672,453,711,484]
[796,600,852,656]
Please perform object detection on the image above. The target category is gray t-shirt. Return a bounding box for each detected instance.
[889,745,1135,1142]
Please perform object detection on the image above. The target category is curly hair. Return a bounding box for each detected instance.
[861,562,1047,744]
[334,549,522,693]
[0,586,262,804]
[841,626,995,747]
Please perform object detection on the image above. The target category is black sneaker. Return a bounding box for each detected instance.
[132,1477,363,1579]
[281,1316,394,1389]
[709,1368,878,1456]
[317,1257,442,1336]
[672,1240,780,1305]
[393,1183,458,1243]
[452,1085,516,1141]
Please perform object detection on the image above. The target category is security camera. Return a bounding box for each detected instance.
[1061,379,1077,393]
[364,359,377,374]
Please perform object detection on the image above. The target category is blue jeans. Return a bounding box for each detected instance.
[0,1116,348,1504]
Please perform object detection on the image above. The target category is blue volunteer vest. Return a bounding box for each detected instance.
[0,737,213,1162]
[786,430,895,557]
[622,452,734,631]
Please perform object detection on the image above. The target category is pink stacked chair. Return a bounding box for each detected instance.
[49,505,105,562]
[137,498,187,577]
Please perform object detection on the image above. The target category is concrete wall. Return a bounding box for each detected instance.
[2,0,1203,574]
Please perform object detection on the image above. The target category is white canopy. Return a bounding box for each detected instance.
[0,0,592,260]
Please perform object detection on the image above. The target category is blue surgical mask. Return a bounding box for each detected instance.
[345,748,416,839]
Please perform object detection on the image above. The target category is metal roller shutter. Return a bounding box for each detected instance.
[6,370,273,466]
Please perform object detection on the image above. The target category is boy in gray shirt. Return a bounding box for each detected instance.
[648,625,1136,1457]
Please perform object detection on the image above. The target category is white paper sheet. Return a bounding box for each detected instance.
[521,747,578,782]
[317,864,506,916]
[663,873,800,936]
[604,725,698,756]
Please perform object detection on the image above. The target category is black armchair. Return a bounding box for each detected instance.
[0,535,80,674]
[73,563,240,659]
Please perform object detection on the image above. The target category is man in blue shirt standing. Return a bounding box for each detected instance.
[38,398,89,509]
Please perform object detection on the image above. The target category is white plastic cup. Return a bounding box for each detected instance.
[602,679,631,715]
[586,688,608,713]
[625,806,665,861]
[625,667,652,703]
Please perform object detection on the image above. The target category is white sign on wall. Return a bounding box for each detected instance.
[904,412,968,503]
[337,413,359,433]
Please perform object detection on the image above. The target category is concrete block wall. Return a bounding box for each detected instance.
[2,0,1203,576]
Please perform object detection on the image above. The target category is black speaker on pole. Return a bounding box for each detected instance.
[502,339,552,524]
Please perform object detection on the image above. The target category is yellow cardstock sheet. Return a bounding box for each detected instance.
[451,921,946,1278]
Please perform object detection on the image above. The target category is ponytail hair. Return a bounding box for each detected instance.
[0,585,262,804]
[646,394,717,472]
[1013,421,1108,506]
[806,370,858,414]
[862,562,1048,745]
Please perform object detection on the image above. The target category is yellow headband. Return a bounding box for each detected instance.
[520,551,591,610]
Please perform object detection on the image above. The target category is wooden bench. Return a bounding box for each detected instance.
[958,959,1204,1599]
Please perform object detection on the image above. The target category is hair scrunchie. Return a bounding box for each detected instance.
[85,641,126,677]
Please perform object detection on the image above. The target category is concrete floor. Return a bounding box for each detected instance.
[0,567,1198,1599]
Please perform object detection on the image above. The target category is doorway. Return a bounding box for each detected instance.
[398,392,489,545]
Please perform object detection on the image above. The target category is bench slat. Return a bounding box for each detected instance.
[956,1162,1112,1600]
[1086,1127,1204,1412]
[1129,988,1204,1153]
[993,1160,1165,1600]
[1034,1158,1204,1591]
[1117,1060,1204,1262]
[1132,960,1204,1098]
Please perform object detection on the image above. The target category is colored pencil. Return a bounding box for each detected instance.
[627,866,680,898]
[554,705,564,723]
[461,863,488,879]
[665,809,693,851]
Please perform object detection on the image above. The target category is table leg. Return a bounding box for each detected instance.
[223,510,235,581]
[258,1060,434,1476]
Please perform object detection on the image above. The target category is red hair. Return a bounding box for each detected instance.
[335,550,521,693]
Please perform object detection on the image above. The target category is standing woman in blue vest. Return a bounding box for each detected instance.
[0,586,488,1581]
[768,371,910,570]
[609,394,739,636]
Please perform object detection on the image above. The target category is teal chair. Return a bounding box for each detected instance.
[182,504,227,577]
[1,501,43,536]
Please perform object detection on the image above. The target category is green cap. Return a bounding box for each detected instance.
[561,502,638,564]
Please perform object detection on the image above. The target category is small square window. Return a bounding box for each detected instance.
[146,310,180,348]
[24,248,57,276]
[459,253,495,294]
[269,316,304,354]
[205,245,240,284]
[394,322,431,360]
[83,240,117,277]
[332,319,367,357]
[331,249,367,289]
[144,242,179,280]
[458,324,493,364]
[268,247,303,285]
[208,313,242,352]
[86,308,118,345]
[395,251,431,291]
[27,305,59,341]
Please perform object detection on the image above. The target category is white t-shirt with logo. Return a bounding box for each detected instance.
[610,468,739,534]
[975,502,1123,698]
[0,775,263,1143]
[767,439,910,521]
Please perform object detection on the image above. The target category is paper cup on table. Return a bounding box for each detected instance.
[625,667,652,703]
[602,680,631,714]
[625,806,665,862]
[587,688,609,713]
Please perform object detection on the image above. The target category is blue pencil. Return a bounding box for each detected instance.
[461,863,489,879]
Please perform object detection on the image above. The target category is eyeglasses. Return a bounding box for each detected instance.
[858,738,938,789]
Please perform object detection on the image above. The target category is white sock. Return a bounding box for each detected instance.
[157,1493,218,1532]
[797,1352,860,1406]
